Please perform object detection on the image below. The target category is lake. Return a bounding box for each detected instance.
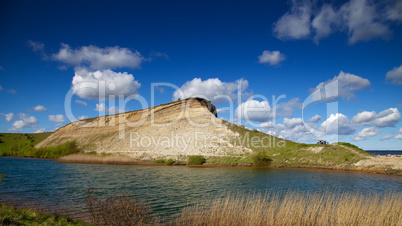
[0,157,401,221]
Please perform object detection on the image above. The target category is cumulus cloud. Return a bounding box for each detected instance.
[11,113,38,131]
[258,50,286,65]
[310,71,370,101]
[352,108,401,127]
[273,0,312,40]
[72,68,141,100]
[386,65,402,85]
[395,134,402,139]
[52,44,145,70]
[308,114,322,123]
[33,105,47,112]
[284,117,303,129]
[320,113,355,135]
[173,78,249,104]
[261,122,310,142]
[3,113,14,122]
[236,98,301,122]
[48,114,65,123]
[75,100,88,107]
[352,127,380,141]
[274,0,401,44]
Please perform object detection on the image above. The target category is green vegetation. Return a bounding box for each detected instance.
[335,142,373,156]
[252,152,272,166]
[188,155,206,165]
[167,158,175,165]
[155,159,165,163]
[0,133,51,156]
[0,132,82,159]
[0,202,87,225]
[222,121,368,167]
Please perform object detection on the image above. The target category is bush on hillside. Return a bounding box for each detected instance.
[188,155,206,165]
[167,159,175,165]
[252,152,272,166]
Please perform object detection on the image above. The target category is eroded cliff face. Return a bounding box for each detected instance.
[36,98,251,160]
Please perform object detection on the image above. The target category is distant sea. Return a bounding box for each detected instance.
[366,150,402,156]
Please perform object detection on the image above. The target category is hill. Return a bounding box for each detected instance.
[31,98,401,174]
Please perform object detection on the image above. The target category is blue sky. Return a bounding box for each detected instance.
[0,0,401,150]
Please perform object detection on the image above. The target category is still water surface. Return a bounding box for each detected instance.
[0,157,401,220]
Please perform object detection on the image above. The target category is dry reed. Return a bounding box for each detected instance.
[174,190,402,226]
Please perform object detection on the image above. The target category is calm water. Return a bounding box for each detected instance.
[0,157,401,221]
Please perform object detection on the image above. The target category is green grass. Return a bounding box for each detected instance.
[335,142,373,156]
[0,132,82,159]
[222,121,367,167]
[0,202,88,225]
[167,158,175,165]
[155,159,165,163]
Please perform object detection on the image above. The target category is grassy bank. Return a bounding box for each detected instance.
[0,132,83,158]
[0,202,87,225]
[221,121,371,167]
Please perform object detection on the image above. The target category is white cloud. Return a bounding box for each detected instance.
[33,105,47,112]
[320,113,355,135]
[28,40,45,52]
[3,113,14,122]
[386,65,402,85]
[34,128,46,133]
[236,100,271,122]
[236,98,301,122]
[284,117,303,129]
[395,134,402,139]
[399,128,402,133]
[77,115,89,120]
[380,134,393,140]
[308,114,322,123]
[261,122,310,142]
[260,121,275,128]
[340,0,391,44]
[52,44,145,70]
[352,127,380,141]
[75,100,88,107]
[72,68,141,100]
[352,108,401,127]
[312,4,339,43]
[49,114,65,123]
[386,0,402,23]
[273,0,312,40]
[173,78,249,104]
[11,113,38,131]
[310,71,370,101]
[274,0,400,44]
[258,50,286,65]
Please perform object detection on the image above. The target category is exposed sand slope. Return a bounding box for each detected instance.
[36,98,252,161]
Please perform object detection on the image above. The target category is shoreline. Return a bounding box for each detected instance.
[56,157,402,176]
[2,155,401,176]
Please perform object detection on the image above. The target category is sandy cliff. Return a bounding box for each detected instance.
[36,98,252,160]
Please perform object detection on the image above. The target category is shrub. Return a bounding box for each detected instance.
[85,190,153,225]
[252,152,272,166]
[188,155,206,165]
[167,159,175,165]
[155,159,165,163]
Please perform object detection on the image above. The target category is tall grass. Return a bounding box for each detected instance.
[174,191,402,225]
